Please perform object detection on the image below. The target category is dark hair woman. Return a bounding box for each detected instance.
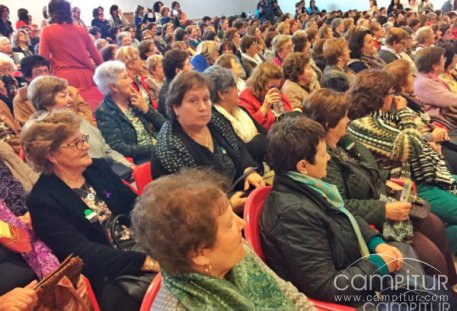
[347,28,386,73]
[151,70,265,212]
[348,69,457,255]
[303,88,457,286]
[40,0,103,94]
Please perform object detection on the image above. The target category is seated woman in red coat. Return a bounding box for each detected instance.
[239,62,292,130]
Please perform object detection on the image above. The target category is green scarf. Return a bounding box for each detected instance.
[287,171,370,258]
[162,245,295,310]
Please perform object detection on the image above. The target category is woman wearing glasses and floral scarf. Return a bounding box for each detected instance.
[21,109,159,311]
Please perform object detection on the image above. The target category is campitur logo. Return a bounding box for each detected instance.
[332,254,452,310]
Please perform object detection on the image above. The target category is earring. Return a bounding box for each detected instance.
[204,264,212,274]
[301,169,308,175]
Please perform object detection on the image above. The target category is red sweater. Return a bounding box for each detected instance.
[39,23,103,91]
[239,88,292,131]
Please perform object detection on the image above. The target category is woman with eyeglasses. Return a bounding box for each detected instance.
[27,75,134,177]
[21,109,159,311]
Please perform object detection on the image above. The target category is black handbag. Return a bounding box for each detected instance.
[103,214,136,252]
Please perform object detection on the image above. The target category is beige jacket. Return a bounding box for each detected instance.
[13,85,95,127]
[281,79,310,110]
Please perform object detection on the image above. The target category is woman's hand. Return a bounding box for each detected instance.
[0,280,38,311]
[375,243,404,273]
[431,127,449,143]
[385,202,411,221]
[429,142,442,154]
[243,169,265,190]
[130,88,150,114]
[260,88,281,116]
[142,256,160,273]
[229,191,247,213]
[393,95,408,111]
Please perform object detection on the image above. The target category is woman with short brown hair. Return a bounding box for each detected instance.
[281,52,314,110]
[321,38,353,92]
[22,109,158,311]
[132,167,314,310]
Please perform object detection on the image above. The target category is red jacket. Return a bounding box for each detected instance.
[239,88,291,131]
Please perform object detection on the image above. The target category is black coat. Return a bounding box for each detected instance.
[324,136,388,229]
[96,96,165,163]
[260,174,383,304]
[27,159,145,290]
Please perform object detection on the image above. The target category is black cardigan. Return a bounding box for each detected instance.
[26,159,145,289]
[260,174,383,305]
[151,115,257,182]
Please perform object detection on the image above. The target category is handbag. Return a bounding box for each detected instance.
[34,254,92,311]
[103,215,155,300]
[103,214,136,252]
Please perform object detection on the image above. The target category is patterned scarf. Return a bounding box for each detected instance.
[287,171,370,257]
[214,104,258,143]
[360,54,386,70]
[155,109,240,174]
[162,245,294,310]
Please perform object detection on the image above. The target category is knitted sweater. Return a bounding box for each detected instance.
[348,109,457,191]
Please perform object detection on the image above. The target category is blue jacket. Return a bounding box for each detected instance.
[190,54,209,73]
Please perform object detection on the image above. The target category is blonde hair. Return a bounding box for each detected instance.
[247,61,283,100]
[196,41,218,60]
[115,46,140,65]
[11,29,31,48]
[272,34,291,54]
[146,54,163,73]
[21,109,81,174]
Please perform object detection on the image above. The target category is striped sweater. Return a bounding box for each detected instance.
[349,109,457,192]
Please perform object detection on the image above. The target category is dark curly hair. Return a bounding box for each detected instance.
[347,69,394,120]
[348,29,371,59]
[48,0,73,24]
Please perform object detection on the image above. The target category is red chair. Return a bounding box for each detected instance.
[140,273,162,311]
[121,179,139,195]
[83,276,101,311]
[244,186,356,311]
[133,162,152,195]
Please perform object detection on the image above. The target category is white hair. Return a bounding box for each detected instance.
[0,52,16,70]
[93,60,126,96]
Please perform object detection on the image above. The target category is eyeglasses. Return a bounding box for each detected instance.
[59,134,89,150]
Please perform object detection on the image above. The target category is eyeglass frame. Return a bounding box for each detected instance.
[59,134,89,150]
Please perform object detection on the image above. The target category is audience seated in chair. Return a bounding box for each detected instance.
[131,167,315,310]
[21,110,159,311]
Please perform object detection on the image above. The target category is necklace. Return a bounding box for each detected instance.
[184,127,213,149]
[78,182,96,202]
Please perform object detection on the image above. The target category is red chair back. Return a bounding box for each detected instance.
[243,186,356,311]
[140,273,162,311]
[133,162,152,195]
[244,186,272,262]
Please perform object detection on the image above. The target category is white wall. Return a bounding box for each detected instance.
[3,0,258,28]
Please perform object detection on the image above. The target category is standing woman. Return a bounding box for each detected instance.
[16,9,30,29]
[109,5,128,27]
[40,0,103,93]
[0,5,13,38]
[387,0,404,15]
[91,7,110,38]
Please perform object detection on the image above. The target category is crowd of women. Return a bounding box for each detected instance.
[3,0,457,310]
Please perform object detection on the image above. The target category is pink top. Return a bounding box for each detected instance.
[39,23,103,91]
